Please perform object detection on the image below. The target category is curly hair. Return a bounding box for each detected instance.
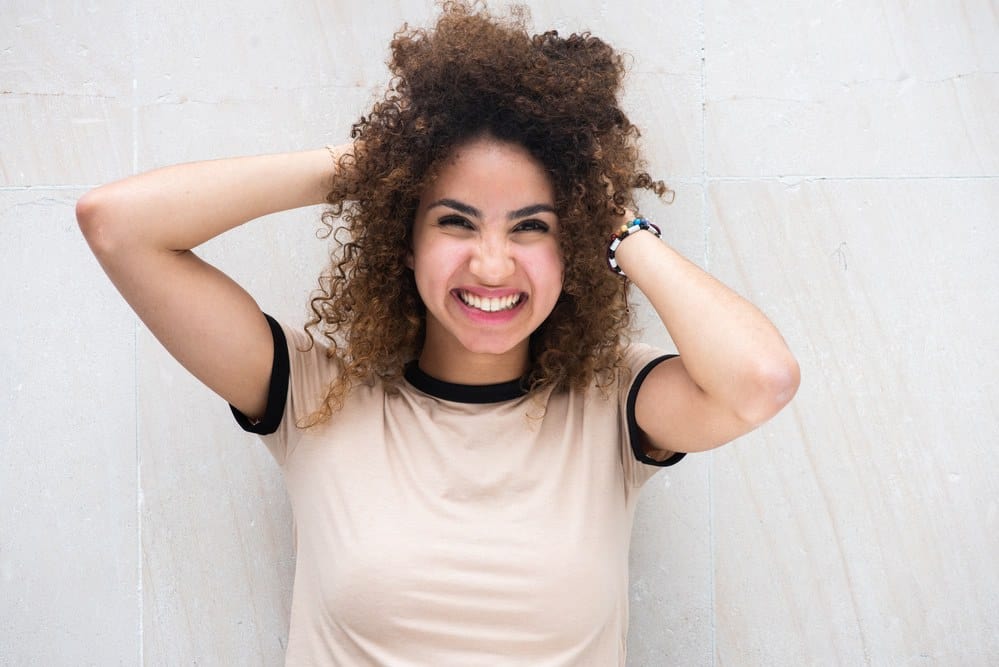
[304,0,671,425]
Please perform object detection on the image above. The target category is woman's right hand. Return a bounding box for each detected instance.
[76,148,341,420]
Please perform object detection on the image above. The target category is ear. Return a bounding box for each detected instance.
[404,249,414,270]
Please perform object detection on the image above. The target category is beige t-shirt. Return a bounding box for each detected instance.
[233,316,683,666]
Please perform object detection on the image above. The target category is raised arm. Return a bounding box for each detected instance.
[614,218,801,455]
[76,147,349,420]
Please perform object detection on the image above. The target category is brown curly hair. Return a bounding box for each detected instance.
[304,0,671,425]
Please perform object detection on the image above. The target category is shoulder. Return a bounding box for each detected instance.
[617,342,677,392]
[267,317,345,425]
[275,320,341,374]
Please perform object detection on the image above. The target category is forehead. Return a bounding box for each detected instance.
[419,137,555,210]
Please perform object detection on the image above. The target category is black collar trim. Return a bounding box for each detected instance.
[404,361,528,404]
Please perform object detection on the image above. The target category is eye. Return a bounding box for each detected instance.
[437,215,474,230]
[513,219,550,233]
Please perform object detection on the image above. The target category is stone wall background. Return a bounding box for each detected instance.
[2,1,997,664]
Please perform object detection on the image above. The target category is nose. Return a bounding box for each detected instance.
[469,233,515,285]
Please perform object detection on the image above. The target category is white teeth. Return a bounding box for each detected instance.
[458,291,521,312]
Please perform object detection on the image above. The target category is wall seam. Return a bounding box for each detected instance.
[130,0,142,662]
[699,2,716,666]
[0,185,100,191]
[9,174,999,193]
[703,174,999,182]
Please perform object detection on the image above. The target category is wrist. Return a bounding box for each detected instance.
[606,217,661,277]
[321,142,361,201]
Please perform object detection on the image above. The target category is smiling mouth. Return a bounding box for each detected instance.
[455,290,525,312]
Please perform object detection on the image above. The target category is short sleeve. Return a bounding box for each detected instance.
[618,343,686,487]
[230,314,339,466]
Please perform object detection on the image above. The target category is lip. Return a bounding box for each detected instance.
[454,286,524,298]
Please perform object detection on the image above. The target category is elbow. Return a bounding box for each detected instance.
[735,353,801,426]
[76,188,107,246]
[76,186,127,258]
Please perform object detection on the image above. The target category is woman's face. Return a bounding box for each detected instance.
[408,135,564,382]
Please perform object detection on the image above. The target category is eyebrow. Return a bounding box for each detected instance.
[509,203,557,219]
[426,198,556,220]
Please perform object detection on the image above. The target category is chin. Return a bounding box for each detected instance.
[454,331,530,358]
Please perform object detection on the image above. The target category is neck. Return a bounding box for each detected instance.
[418,339,529,385]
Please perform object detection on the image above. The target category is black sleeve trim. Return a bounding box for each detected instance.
[627,354,686,468]
[230,313,290,435]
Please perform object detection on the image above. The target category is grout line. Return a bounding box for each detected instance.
[7,174,999,193]
[132,84,139,175]
[130,0,143,661]
[700,49,709,268]
[134,314,142,667]
[0,185,101,191]
[705,174,999,182]
[698,2,717,666]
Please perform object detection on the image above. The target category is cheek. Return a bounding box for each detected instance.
[412,242,461,292]
[546,244,566,282]
[525,246,565,295]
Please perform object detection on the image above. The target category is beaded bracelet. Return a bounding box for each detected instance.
[607,217,661,276]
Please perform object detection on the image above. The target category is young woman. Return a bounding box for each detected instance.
[78,3,798,664]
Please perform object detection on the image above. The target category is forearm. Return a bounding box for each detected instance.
[77,148,340,254]
[615,231,800,424]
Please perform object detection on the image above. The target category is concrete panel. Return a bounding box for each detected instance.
[132,0,435,104]
[627,183,712,665]
[0,95,133,186]
[628,453,713,666]
[1,1,134,96]
[135,86,376,171]
[623,72,703,180]
[0,190,137,665]
[1,1,135,186]
[705,0,999,176]
[138,336,294,666]
[707,179,999,664]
